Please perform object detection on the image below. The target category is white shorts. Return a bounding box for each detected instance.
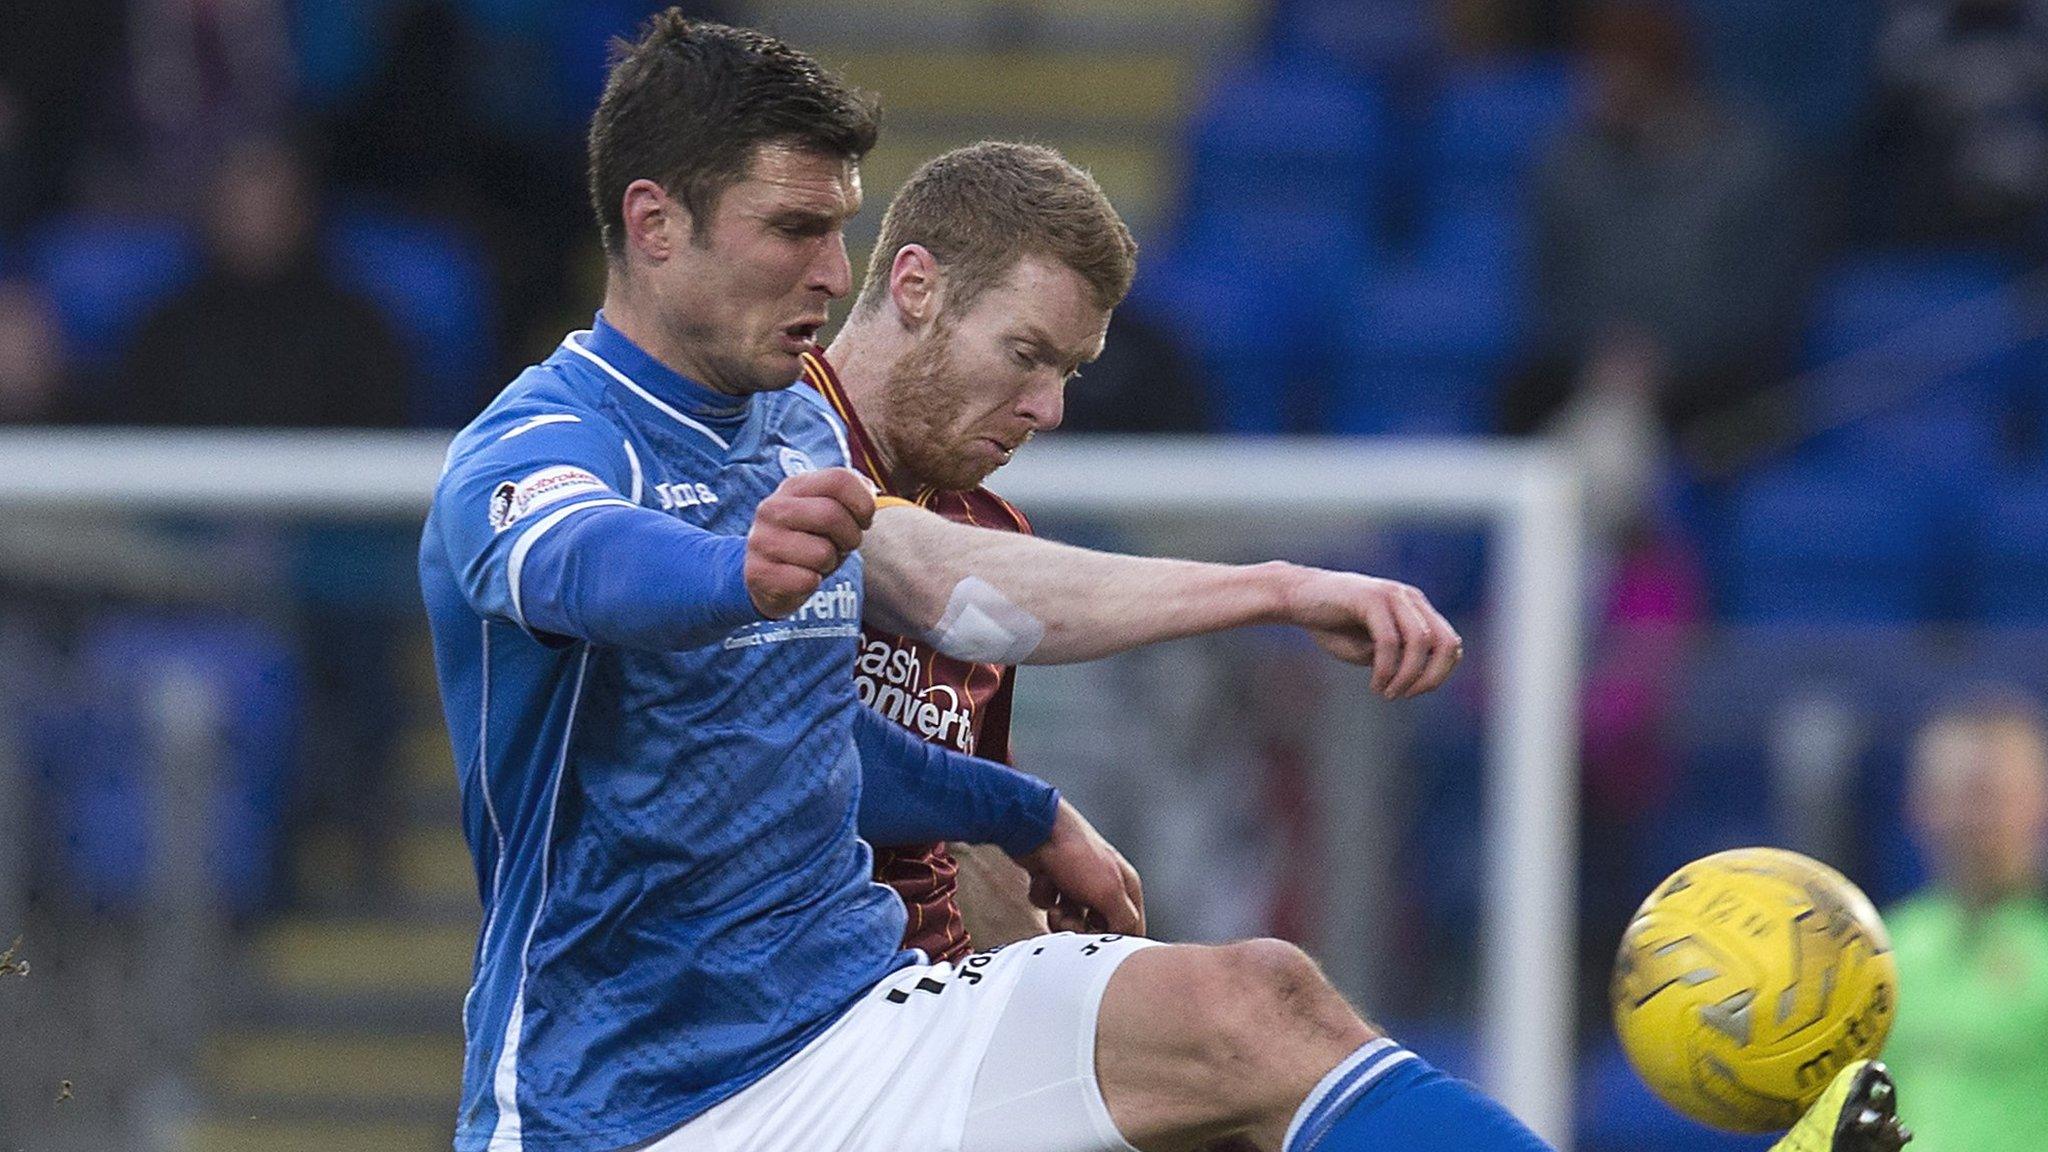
[642,933,1160,1152]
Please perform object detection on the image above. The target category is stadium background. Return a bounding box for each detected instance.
[0,0,2029,1149]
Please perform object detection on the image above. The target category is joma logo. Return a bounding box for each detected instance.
[657,482,719,511]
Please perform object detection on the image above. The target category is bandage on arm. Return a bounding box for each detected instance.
[859,502,1296,665]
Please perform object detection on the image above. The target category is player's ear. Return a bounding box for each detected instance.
[622,179,685,262]
[888,244,943,330]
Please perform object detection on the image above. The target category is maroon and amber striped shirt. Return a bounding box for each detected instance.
[800,349,1032,963]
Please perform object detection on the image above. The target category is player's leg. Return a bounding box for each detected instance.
[1088,940,1907,1152]
[1084,939,1369,1148]
[957,934,1550,1152]
[1085,939,1555,1152]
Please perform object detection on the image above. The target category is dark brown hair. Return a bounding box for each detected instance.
[587,13,880,256]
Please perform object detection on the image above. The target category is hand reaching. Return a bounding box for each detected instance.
[1010,800,1144,936]
[1280,567,1464,699]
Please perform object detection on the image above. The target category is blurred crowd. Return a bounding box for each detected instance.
[0,0,745,429]
[0,0,2042,465]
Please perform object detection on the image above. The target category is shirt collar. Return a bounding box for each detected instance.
[581,311,750,425]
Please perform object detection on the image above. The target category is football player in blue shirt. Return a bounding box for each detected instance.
[420,13,1906,1152]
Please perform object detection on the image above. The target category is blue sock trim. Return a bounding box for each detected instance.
[1283,1040,1421,1152]
[1283,1039,1395,1152]
[1294,1053,1425,1152]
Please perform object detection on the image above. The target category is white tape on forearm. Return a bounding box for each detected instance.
[925,576,1045,665]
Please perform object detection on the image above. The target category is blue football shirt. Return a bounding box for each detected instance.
[420,314,918,1151]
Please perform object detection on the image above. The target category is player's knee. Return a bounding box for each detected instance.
[1185,939,1376,1085]
[1221,938,1369,1037]
[1103,941,1379,1135]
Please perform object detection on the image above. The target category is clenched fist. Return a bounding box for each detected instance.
[745,467,876,617]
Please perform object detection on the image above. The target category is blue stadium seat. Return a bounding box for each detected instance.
[28,215,199,372]
[1331,363,1495,436]
[1271,0,1438,75]
[1132,238,1322,432]
[1331,253,1520,435]
[1800,251,2020,474]
[1972,473,2048,622]
[325,207,497,427]
[45,612,300,916]
[291,0,402,106]
[1415,186,1532,274]
[1186,64,1393,239]
[1801,390,2004,483]
[556,1,647,120]
[1425,55,1579,189]
[1725,466,1942,622]
[1805,251,2019,372]
[1179,204,1372,286]
[1351,258,1519,366]
[1172,62,1394,412]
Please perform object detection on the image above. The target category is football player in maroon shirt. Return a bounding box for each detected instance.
[807,141,1465,963]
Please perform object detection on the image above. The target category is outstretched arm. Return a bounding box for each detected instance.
[858,504,1463,698]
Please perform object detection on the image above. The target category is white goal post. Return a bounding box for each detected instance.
[0,430,1583,1147]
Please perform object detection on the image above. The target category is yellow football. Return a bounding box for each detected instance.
[1611,847,1897,1133]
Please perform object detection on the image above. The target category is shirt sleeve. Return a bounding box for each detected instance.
[851,705,1060,856]
[433,409,761,649]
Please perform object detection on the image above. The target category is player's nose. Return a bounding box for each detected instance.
[1019,376,1064,433]
[808,233,854,298]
